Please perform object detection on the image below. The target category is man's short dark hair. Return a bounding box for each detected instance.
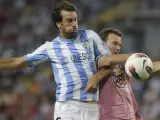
[99,28,122,42]
[52,0,77,28]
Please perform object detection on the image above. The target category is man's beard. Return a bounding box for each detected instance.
[65,31,78,39]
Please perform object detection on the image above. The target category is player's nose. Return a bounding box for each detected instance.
[72,20,77,26]
[116,45,121,51]
[117,48,120,52]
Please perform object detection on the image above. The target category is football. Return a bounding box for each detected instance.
[125,53,153,80]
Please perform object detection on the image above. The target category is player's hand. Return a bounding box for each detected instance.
[85,75,98,93]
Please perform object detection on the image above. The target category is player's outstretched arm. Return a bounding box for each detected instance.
[0,43,50,70]
[0,57,28,70]
[98,54,132,69]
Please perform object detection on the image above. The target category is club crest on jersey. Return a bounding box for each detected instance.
[112,64,128,88]
[82,42,89,49]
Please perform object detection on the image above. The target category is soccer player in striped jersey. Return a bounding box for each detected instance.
[0,1,132,120]
[86,28,160,120]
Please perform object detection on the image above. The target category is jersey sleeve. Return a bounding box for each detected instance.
[24,43,50,67]
[91,30,111,61]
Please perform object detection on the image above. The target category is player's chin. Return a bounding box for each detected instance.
[114,51,120,54]
[70,32,78,38]
[113,52,118,54]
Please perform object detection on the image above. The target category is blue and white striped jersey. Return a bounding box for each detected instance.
[24,30,110,101]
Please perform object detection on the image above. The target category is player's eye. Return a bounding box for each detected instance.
[67,19,72,23]
[74,18,77,22]
[112,42,118,46]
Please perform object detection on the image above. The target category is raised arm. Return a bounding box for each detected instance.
[98,54,132,69]
[86,60,160,93]
[0,57,28,70]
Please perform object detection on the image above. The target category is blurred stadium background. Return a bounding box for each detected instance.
[0,0,160,120]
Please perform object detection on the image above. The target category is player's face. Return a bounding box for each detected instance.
[59,10,78,39]
[105,33,122,55]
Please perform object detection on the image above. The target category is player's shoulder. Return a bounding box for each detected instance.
[79,29,96,35]
[45,37,59,44]
[44,37,59,49]
[45,41,52,47]
[78,29,97,40]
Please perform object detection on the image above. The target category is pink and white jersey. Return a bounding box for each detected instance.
[98,64,142,120]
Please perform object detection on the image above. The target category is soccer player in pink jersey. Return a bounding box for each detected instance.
[98,28,142,120]
[86,28,160,120]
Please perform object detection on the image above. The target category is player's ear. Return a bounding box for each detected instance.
[56,22,61,28]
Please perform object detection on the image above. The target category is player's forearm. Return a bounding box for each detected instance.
[110,54,131,65]
[0,57,28,70]
[98,54,131,68]
[85,68,112,92]
[152,61,160,73]
[94,69,112,82]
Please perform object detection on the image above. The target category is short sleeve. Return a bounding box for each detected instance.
[24,43,50,67]
[91,30,111,61]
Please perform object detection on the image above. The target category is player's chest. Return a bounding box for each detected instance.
[111,64,129,88]
[48,42,94,65]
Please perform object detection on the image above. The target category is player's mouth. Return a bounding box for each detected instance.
[72,28,78,32]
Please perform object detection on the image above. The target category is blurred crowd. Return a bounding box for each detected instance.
[0,0,56,120]
[0,0,160,120]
